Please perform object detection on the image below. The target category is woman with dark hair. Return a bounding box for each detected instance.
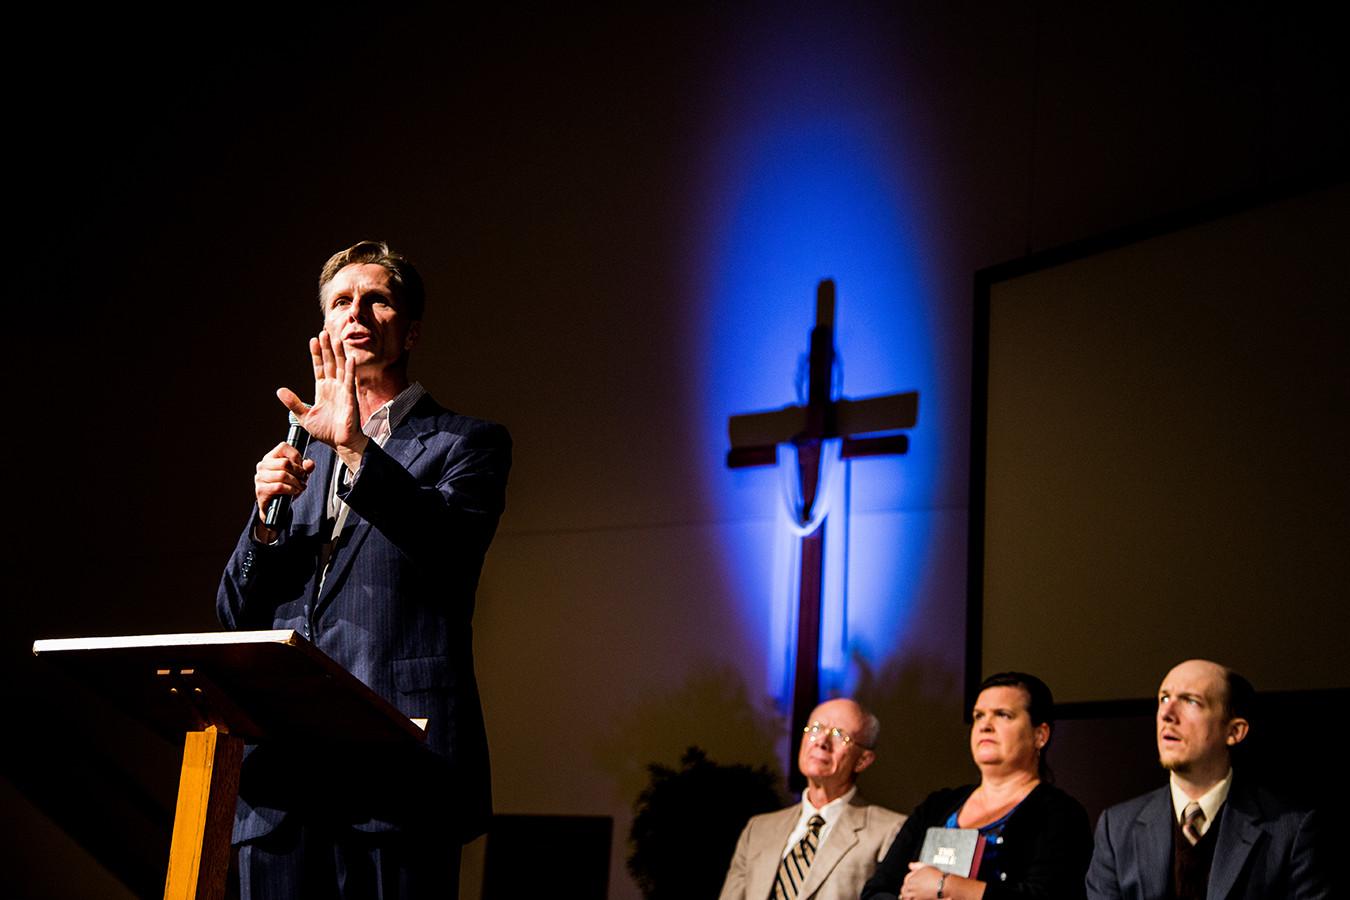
[861,673,1092,900]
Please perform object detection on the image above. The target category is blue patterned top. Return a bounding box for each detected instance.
[944,799,1022,878]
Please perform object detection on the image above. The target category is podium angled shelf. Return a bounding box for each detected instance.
[32,629,426,745]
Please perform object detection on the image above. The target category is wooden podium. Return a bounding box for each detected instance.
[32,630,426,900]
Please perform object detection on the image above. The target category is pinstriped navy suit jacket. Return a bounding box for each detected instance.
[217,394,510,845]
[1085,776,1329,899]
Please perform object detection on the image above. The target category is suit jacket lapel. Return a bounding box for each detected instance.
[1130,787,1173,900]
[380,410,430,473]
[313,414,430,615]
[1208,781,1262,900]
[748,808,799,900]
[798,796,865,898]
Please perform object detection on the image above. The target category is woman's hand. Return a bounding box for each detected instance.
[901,863,984,900]
[901,863,943,900]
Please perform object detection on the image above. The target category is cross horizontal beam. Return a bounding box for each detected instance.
[726,390,918,468]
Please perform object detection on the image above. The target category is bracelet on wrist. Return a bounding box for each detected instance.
[937,871,948,899]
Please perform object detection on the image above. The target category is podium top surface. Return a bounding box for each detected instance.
[33,630,425,746]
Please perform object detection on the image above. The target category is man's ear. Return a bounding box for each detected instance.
[1226,717,1249,747]
[405,321,421,350]
[853,749,876,775]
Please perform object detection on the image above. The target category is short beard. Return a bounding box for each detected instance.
[1159,756,1189,774]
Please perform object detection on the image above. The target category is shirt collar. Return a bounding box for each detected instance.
[800,784,857,823]
[1169,767,1233,838]
[363,381,426,441]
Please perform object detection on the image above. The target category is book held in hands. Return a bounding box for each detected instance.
[918,827,985,878]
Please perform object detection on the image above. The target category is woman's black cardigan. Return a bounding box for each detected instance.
[861,783,1093,900]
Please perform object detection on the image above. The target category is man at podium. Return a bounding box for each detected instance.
[217,241,511,897]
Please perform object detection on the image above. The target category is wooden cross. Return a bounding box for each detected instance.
[727,279,918,789]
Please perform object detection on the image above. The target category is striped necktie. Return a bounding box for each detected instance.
[772,815,826,899]
[1182,801,1205,845]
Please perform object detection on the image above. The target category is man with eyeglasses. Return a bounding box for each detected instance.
[719,698,906,900]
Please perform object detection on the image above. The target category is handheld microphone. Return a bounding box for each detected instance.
[264,410,312,528]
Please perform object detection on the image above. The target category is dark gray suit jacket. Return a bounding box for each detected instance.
[217,395,510,844]
[1085,777,1329,900]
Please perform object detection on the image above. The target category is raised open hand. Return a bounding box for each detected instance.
[277,331,369,470]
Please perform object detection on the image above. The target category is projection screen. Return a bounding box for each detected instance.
[970,178,1348,709]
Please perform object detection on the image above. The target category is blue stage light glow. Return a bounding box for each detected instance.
[691,64,937,711]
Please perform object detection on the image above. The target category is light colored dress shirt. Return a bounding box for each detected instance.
[319,381,426,586]
[781,785,859,859]
[1169,767,1233,840]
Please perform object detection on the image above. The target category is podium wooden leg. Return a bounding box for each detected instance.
[164,726,243,900]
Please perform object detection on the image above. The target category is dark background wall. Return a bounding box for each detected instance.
[6,3,1344,898]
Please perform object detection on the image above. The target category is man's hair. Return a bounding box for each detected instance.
[1221,667,1255,725]
[977,671,1056,780]
[1221,667,1256,766]
[318,240,426,321]
[855,708,881,751]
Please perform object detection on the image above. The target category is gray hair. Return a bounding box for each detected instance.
[856,708,881,750]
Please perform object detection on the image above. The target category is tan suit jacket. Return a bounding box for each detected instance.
[719,792,906,900]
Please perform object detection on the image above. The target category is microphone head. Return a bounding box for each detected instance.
[288,410,304,426]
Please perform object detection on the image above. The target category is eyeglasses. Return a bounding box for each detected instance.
[803,722,866,747]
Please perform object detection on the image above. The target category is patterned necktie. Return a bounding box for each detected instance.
[772,815,826,900]
[1182,801,1205,845]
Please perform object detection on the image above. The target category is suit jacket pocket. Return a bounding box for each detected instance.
[393,656,449,694]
